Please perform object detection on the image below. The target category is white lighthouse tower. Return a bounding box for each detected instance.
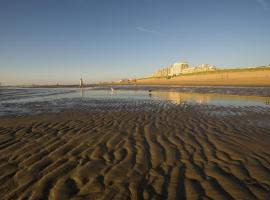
[80,77,84,88]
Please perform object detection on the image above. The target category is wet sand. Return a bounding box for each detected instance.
[0,103,270,200]
[94,85,270,97]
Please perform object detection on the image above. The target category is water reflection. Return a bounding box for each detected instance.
[1,88,269,117]
[110,87,115,96]
[151,91,211,104]
[110,90,115,96]
[151,91,270,107]
[80,88,85,98]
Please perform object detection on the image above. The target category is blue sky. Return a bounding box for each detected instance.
[0,0,269,85]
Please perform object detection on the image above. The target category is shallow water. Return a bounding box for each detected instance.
[0,87,269,116]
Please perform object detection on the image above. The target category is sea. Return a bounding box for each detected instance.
[0,86,269,117]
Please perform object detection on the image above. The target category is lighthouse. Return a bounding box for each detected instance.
[80,77,84,88]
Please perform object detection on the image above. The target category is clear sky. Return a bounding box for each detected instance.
[0,0,269,85]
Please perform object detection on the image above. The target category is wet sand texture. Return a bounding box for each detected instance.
[0,105,270,200]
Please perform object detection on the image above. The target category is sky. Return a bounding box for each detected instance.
[0,0,270,85]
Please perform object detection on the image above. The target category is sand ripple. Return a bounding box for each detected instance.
[0,105,270,200]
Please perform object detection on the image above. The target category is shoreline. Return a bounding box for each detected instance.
[1,69,270,88]
[2,84,270,89]
[1,85,270,98]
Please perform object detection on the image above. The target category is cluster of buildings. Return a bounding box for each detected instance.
[152,62,217,78]
[119,78,137,83]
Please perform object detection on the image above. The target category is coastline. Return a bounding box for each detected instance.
[135,68,270,87]
[2,68,270,89]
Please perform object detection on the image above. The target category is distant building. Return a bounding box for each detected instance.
[182,64,217,74]
[153,67,172,77]
[169,62,189,76]
[119,78,136,83]
[152,61,217,77]
[119,79,128,83]
[152,61,189,77]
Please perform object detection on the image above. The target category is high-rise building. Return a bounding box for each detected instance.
[169,62,189,76]
[152,61,218,77]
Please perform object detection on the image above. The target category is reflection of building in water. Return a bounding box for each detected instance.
[152,91,212,105]
[80,88,84,98]
[152,92,270,106]
[110,87,115,96]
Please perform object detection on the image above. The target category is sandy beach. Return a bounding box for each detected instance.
[1,0,270,199]
[136,69,270,86]
[0,99,270,199]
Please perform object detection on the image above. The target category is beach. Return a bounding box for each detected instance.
[1,0,270,199]
[136,69,270,86]
[0,87,270,199]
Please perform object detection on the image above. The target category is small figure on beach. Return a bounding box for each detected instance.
[80,77,84,88]
[148,89,152,97]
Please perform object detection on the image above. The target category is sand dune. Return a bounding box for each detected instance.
[0,104,270,199]
[136,69,270,86]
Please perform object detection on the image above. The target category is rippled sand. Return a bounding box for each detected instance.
[0,104,270,200]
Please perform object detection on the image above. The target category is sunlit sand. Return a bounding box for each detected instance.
[0,87,270,199]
